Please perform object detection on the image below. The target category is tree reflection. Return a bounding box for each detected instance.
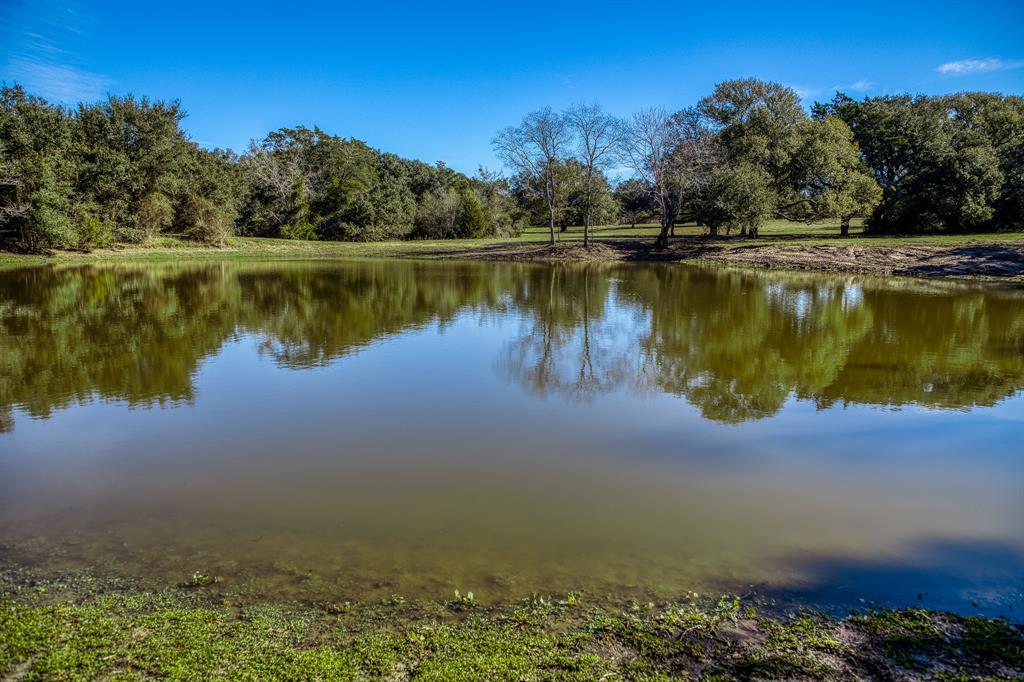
[1,261,1022,431]
[623,267,875,422]
[501,266,638,401]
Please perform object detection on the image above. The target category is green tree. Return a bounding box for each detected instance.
[786,116,882,235]
[470,167,526,237]
[0,85,77,250]
[818,92,1021,231]
[613,178,654,228]
[698,78,806,191]
[75,95,188,242]
[701,162,775,237]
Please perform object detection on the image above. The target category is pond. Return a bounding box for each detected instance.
[1,260,1022,617]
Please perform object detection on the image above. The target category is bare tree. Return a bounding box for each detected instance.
[565,103,621,248]
[619,108,678,249]
[492,107,570,245]
[668,107,725,231]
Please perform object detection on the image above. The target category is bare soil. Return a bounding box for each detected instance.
[438,239,1024,280]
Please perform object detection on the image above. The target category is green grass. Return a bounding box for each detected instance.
[518,219,1024,248]
[2,220,1023,269]
[2,564,1023,681]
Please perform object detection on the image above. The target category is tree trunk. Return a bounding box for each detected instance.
[654,215,670,249]
[583,208,591,249]
[708,224,718,237]
[840,218,850,237]
[548,207,556,245]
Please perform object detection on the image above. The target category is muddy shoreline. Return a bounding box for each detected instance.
[433,239,1024,280]
[4,236,1024,281]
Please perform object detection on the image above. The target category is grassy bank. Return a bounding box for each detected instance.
[3,222,1024,280]
[1,565,1022,681]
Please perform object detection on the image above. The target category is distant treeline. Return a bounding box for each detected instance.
[0,85,524,251]
[1,79,1023,251]
[496,80,1024,246]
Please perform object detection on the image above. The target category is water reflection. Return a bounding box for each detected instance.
[2,261,1022,430]
[1,261,1022,613]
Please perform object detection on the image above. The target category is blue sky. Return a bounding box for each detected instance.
[2,0,1022,175]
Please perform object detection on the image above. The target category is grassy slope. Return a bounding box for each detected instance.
[3,221,1024,269]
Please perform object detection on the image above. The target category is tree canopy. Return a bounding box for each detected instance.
[3,80,1023,253]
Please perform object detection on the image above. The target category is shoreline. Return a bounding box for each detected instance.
[431,239,1024,281]
[3,234,1024,281]
[2,563,1022,680]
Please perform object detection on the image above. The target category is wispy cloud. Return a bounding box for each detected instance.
[793,80,875,101]
[825,80,875,94]
[790,85,817,100]
[5,57,107,102]
[936,58,1024,75]
[0,0,109,103]
[844,80,874,91]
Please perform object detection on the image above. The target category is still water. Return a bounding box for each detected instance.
[1,260,1022,616]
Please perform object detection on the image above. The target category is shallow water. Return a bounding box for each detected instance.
[1,260,1022,616]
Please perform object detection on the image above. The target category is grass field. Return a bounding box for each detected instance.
[2,220,1023,271]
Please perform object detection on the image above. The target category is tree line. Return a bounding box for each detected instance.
[2,79,1023,252]
[495,79,1024,247]
[0,85,525,251]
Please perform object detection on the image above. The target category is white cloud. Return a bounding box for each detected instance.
[845,80,874,91]
[790,85,817,99]
[6,57,107,102]
[828,80,875,94]
[936,58,1023,75]
[0,0,109,103]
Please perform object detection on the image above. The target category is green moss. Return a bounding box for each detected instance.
[2,571,1022,681]
[959,616,1024,667]
[851,607,942,666]
[738,613,842,679]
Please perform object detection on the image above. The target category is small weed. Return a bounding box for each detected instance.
[181,571,219,588]
[448,589,477,611]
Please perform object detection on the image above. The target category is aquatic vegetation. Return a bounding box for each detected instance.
[182,571,219,588]
[1,565,1022,680]
[448,589,477,611]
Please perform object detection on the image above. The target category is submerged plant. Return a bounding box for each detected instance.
[183,571,219,588]
[560,592,581,606]
[449,589,477,611]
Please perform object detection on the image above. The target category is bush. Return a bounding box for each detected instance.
[76,203,114,249]
[25,199,76,249]
[180,194,233,245]
[138,192,175,233]
[279,221,317,241]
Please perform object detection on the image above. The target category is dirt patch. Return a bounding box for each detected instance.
[714,243,1024,279]
[437,241,628,263]
[437,239,1024,280]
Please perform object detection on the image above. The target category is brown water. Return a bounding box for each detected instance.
[1,260,1022,616]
